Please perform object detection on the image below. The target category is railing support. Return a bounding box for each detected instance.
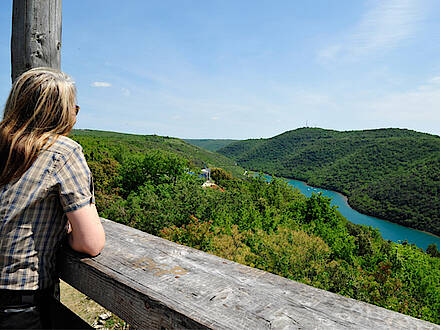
[59,219,438,329]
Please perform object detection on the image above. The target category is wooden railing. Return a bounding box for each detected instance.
[58,218,438,329]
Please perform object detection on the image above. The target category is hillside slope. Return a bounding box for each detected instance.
[183,139,239,152]
[71,129,243,176]
[218,128,440,236]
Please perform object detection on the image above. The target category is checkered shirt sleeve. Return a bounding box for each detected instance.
[55,146,95,213]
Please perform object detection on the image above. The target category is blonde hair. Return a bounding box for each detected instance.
[0,67,77,186]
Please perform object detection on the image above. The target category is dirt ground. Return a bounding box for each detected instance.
[60,280,128,329]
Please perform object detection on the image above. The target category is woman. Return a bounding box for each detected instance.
[0,67,105,328]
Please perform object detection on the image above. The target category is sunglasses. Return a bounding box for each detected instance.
[75,105,80,115]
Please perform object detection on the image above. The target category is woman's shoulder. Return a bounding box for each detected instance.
[46,135,83,156]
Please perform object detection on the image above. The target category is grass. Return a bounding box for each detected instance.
[60,280,128,329]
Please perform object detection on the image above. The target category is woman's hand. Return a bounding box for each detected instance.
[66,204,105,256]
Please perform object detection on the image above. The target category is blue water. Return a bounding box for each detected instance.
[272,176,440,250]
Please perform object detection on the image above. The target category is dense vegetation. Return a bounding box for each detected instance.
[218,128,440,236]
[71,129,244,176]
[184,138,239,152]
[70,130,440,325]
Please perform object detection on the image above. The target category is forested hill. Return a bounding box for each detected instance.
[70,129,243,176]
[184,138,239,152]
[218,127,440,236]
[67,128,440,324]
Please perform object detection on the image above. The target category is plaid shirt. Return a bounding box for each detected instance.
[0,136,94,290]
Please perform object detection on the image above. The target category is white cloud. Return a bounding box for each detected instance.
[417,76,440,91]
[121,88,131,96]
[429,76,440,84]
[91,81,112,87]
[362,84,440,123]
[351,0,423,53]
[318,0,427,62]
[317,45,342,62]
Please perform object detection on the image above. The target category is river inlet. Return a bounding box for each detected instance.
[266,175,440,250]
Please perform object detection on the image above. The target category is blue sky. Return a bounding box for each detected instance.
[1,0,440,139]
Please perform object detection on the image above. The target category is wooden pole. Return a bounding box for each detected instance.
[11,0,62,82]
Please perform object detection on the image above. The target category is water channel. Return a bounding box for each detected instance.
[266,175,440,250]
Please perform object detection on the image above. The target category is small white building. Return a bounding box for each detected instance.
[201,168,211,181]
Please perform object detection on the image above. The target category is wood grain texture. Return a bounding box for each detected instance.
[59,219,439,329]
[11,0,62,82]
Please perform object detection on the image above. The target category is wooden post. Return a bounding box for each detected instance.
[11,0,62,82]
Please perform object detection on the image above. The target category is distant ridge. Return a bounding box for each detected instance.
[184,139,239,152]
[218,127,440,236]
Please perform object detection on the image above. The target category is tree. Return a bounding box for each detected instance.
[426,243,440,258]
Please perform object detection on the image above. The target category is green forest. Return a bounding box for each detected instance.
[184,138,239,152]
[71,129,243,176]
[70,129,440,325]
[218,128,440,236]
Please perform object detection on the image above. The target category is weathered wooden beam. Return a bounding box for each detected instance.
[59,219,439,329]
[11,0,62,82]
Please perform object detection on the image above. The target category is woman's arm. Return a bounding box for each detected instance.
[66,204,105,256]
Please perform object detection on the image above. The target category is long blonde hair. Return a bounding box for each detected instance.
[0,67,77,186]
